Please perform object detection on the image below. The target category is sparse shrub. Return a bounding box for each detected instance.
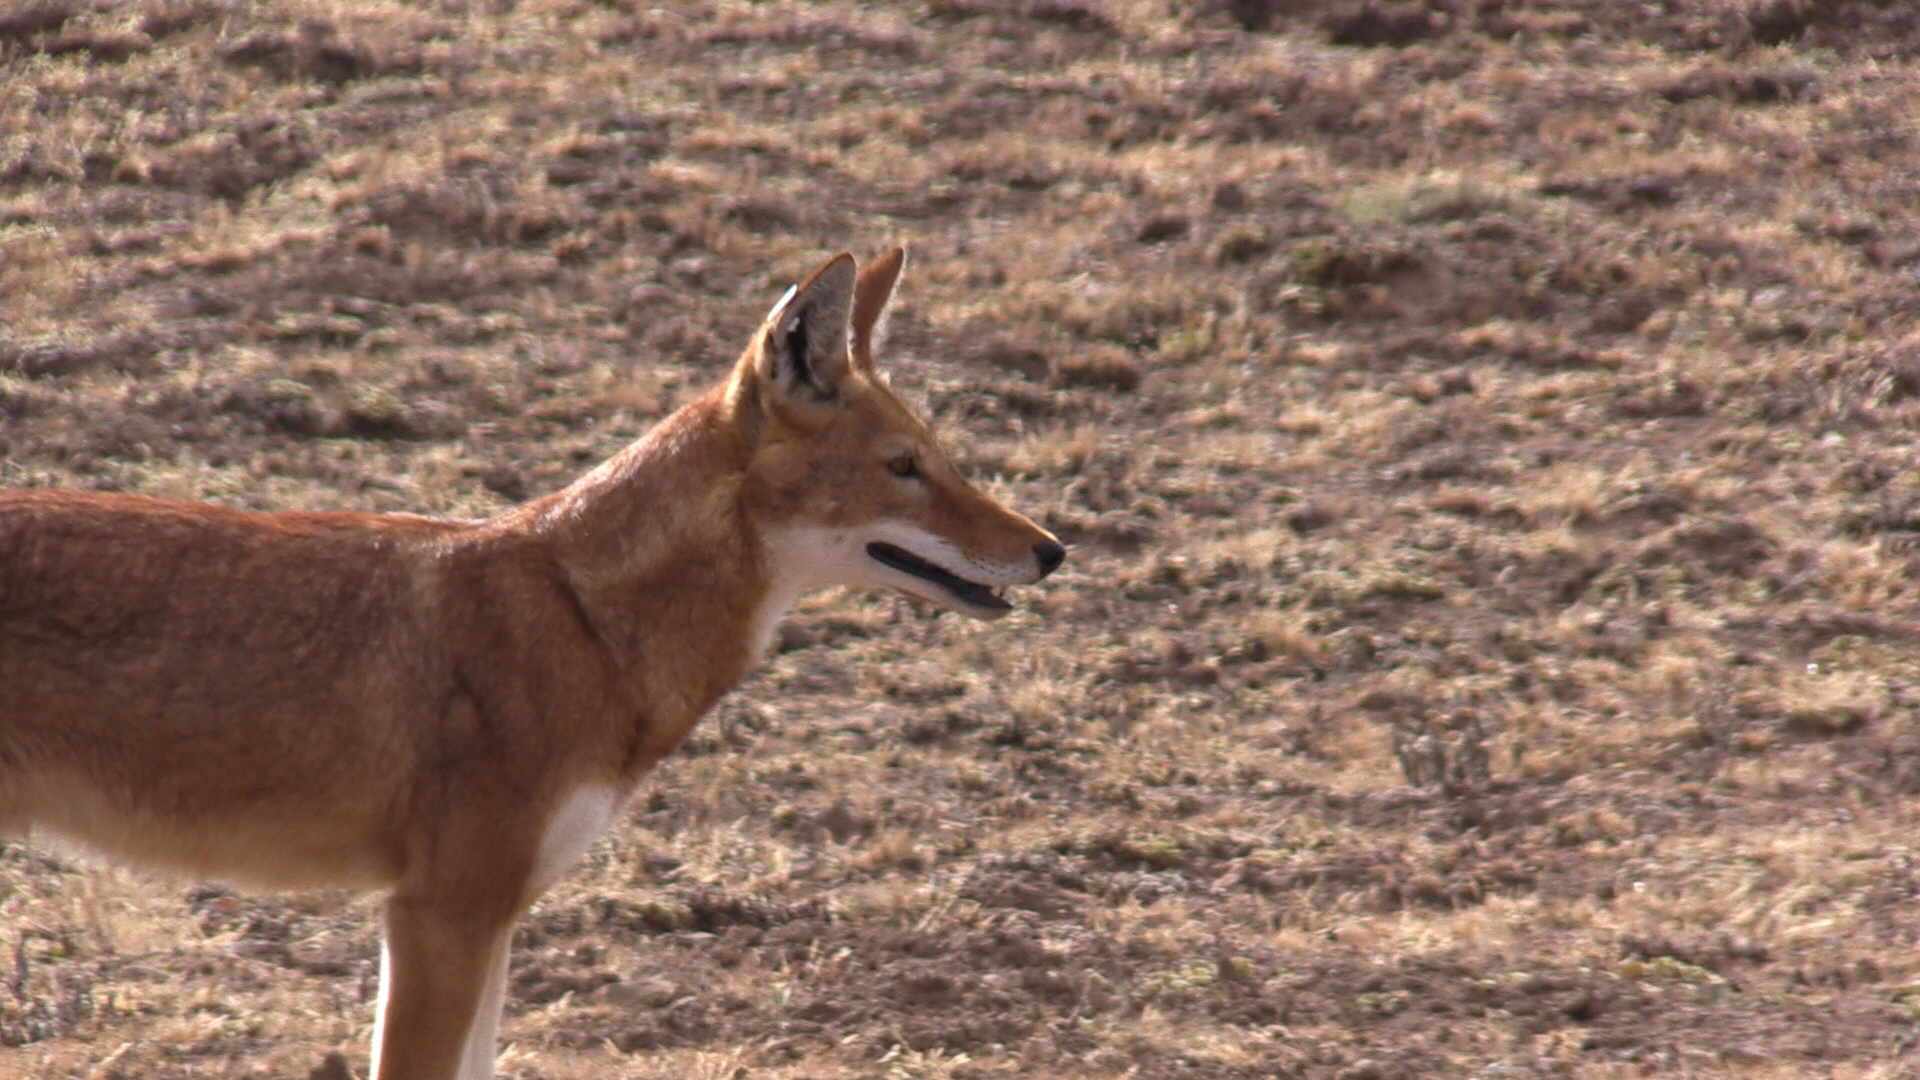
[220,378,326,437]
[1286,235,1413,288]
[1212,224,1272,265]
[1390,710,1491,791]
[1053,345,1141,391]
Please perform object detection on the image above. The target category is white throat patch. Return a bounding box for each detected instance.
[748,525,859,659]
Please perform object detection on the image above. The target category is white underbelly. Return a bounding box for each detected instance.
[17,775,401,891]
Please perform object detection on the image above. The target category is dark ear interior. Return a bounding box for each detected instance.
[760,253,856,405]
[778,304,830,400]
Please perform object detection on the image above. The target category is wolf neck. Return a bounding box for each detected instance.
[514,389,780,762]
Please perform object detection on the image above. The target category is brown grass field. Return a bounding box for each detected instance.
[6,0,1920,1076]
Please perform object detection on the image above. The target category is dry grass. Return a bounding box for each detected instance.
[7,0,1920,1077]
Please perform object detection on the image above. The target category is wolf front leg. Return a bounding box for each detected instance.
[368,888,520,1080]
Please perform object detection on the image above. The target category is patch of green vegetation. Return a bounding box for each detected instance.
[1292,566,1445,609]
[1108,833,1186,870]
[1141,963,1216,996]
[1361,571,1446,601]
[1285,235,1413,288]
[1335,174,1542,227]
[1357,989,1410,1016]
[1155,314,1217,365]
[1619,955,1727,988]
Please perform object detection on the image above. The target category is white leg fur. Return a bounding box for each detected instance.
[369,937,392,1078]
[453,930,513,1080]
[445,787,619,1079]
[366,787,619,1080]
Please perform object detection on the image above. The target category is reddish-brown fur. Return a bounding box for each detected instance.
[0,248,1062,1080]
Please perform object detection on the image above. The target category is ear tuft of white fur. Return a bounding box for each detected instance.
[760,255,857,402]
[763,284,798,324]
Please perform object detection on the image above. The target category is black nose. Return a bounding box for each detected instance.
[1033,539,1066,577]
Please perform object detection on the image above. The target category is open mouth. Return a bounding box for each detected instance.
[866,542,1011,613]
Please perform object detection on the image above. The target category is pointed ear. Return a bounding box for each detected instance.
[758,253,857,404]
[850,245,906,372]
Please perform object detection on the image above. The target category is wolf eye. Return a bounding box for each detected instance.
[887,452,919,479]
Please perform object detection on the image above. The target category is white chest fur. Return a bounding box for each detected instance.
[527,785,623,898]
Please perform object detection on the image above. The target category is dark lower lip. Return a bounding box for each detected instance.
[866,542,1012,612]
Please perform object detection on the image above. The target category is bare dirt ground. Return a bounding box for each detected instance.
[5,0,1920,1077]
